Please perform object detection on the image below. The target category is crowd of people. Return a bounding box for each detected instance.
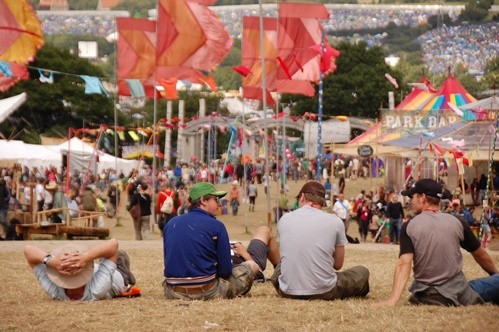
[35,6,495,75]
[418,22,498,75]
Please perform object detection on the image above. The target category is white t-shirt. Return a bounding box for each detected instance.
[35,184,45,201]
[333,199,350,220]
[278,205,347,296]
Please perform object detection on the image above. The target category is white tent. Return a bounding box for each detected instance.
[0,93,27,125]
[59,137,136,174]
[0,138,136,174]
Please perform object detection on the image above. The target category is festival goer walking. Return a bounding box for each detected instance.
[248,181,257,212]
[130,183,152,240]
[357,200,372,242]
[229,181,240,216]
[386,193,404,244]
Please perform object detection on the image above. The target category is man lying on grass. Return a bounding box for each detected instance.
[24,238,140,301]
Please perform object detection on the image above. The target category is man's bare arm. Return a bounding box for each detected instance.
[373,253,413,307]
[333,245,345,270]
[471,246,498,275]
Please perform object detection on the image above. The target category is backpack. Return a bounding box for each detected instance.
[161,194,174,214]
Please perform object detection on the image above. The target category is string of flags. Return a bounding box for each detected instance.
[0,60,109,95]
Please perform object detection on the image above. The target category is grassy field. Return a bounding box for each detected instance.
[1,177,498,331]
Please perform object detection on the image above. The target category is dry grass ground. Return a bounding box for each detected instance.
[1,178,498,331]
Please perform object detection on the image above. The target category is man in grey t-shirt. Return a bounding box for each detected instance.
[271,181,370,300]
[374,178,499,307]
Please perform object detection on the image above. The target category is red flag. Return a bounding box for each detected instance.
[180,2,232,71]
[116,18,156,81]
[155,0,231,76]
[0,62,28,92]
[276,2,333,96]
[429,142,445,156]
[158,78,178,100]
[232,65,251,77]
[309,43,340,74]
[277,56,292,80]
[241,16,277,105]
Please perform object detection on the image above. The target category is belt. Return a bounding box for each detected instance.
[169,279,217,295]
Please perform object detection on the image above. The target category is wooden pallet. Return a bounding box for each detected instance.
[16,223,109,240]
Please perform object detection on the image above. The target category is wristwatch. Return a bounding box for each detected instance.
[42,254,53,265]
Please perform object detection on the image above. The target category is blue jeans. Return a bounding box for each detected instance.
[0,209,8,234]
[389,218,400,243]
[469,273,499,304]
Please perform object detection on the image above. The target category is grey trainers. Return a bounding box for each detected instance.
[116,250,136,286]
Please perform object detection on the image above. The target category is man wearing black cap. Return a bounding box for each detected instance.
[271,181,370,300]
[375,178,499,307]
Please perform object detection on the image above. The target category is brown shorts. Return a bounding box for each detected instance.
[270,264,370,300]
[163,261,257,300]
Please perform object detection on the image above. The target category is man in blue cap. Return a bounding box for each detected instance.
[162,182,280,300]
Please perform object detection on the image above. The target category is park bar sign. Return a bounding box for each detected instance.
[357,145,373,157]
[382,113,460,130]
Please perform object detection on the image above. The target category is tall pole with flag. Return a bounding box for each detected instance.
[316,31,325,182]
[258,0,272,226]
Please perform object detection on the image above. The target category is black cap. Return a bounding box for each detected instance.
[401,178,450,199]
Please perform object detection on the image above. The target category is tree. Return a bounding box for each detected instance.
[458,0,491,22]
[0,45,116,143]
[281,42,399,120]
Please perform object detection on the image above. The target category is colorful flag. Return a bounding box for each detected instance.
[0,0,44,64]
[241,16,277,105]
[232,65,251,77]
[158,78,178,100]
[199,75,218,92]
[0,62,28,92]
[275,2,332,96]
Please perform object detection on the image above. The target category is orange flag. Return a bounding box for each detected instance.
[0,0,44,64]
[158,78,178,100]
[200,75,217,92]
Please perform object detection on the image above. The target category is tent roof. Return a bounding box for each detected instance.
[460,95,499,111]
[0,93,27,125]
[431,121,497,151]
[419,74,476,111]
[394,76,437,111]
[349,76,436,145]
[383,121,468,149]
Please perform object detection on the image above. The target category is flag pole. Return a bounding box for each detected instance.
[258,0,272,227]
[151,3,160,230]
[112,17,121,225]
[316,30,325,182]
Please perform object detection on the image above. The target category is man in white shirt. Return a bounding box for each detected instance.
[333,193,351,231]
